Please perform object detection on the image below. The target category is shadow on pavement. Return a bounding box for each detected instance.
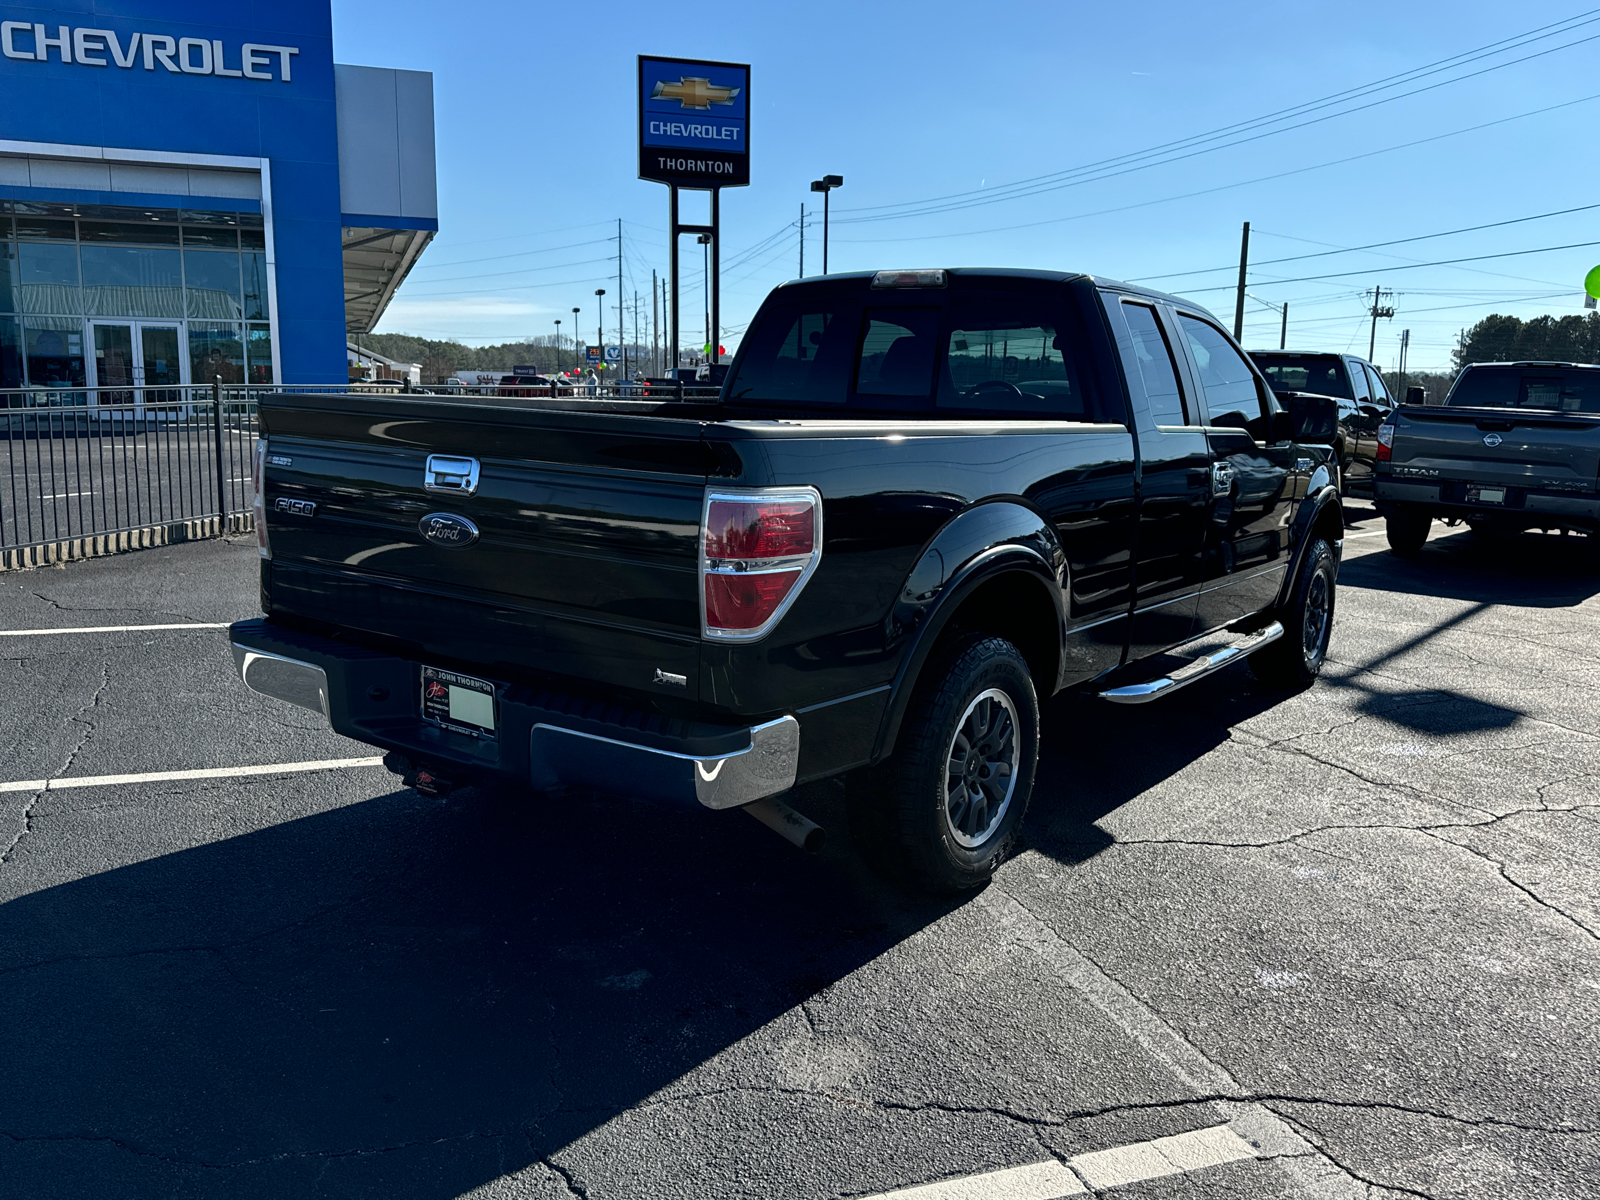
[0,779,956,1197]
[1340,525,1600,608]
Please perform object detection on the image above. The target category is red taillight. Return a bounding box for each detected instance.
[252,438,272,560]
[1376,423,1394,462]
[702,490,821,640]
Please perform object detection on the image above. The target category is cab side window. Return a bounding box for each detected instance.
[1176,314,1266,432]
[1347,358,1372,404]
[1117,301,1188,425]
[1363,363,1392,408]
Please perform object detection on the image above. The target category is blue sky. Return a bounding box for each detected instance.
[335,0,1600,372]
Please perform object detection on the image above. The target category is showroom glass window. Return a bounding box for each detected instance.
[0,202,274,394]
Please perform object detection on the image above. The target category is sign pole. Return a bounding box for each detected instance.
[668,186,679,372]
[711,187,721,366]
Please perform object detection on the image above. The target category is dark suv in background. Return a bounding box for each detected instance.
[1250,350,1395,496]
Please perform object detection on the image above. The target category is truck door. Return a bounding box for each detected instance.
[1102,296,1209,658]
[1170,311,1300,634]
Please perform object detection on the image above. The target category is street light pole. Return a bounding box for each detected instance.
[554,319,562,370]
[572,307,580,368]
[697,233,711,358]
[595,289,606,371]
[808,174,843,274]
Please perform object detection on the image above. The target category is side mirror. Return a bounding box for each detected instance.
[1282,393,1339,443]
[1405,385,1426,405]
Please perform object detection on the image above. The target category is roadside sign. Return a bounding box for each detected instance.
[1586,264,1600,301]
[604,346,622,363]
[585,346,601,365]
[638,56,750,189]
[511,364,539,377]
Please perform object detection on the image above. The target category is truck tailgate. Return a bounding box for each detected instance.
[1389,406,1600,492]
[257,395,716,697]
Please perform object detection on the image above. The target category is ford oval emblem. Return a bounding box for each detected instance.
[1483,433,1503,447]
[419,512,480,548]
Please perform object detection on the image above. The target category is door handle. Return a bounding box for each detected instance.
[424,454,481,495]
[1210,462,1236,496]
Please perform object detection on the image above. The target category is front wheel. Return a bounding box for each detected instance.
[1251,537,1337,688]
[851,635,1040,894]
[1386,505,1432,556]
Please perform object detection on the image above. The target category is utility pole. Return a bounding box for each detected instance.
[652,269,659,376]
[1232,220,1250,341]
[698,233,711,358]
[1398,328,1410,396]
[1279,300,1288,349]
[799,203,805,278]
[1367,282,1395,361]
[617,219,626,379]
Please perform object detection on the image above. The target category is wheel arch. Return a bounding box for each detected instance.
[871,504,1065,765]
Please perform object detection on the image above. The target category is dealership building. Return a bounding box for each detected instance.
[0,0,435,389]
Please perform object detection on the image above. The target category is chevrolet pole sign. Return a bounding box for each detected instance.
[638,55,750,188]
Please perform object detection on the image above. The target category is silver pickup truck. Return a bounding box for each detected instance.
[1374,361,1600,554]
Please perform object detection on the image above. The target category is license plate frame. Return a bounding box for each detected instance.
[420,666,499,740]
[1467,485,1507,505]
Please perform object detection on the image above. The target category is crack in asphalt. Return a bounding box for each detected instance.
[1267,1108,1440,1200]
[0,662,108,872]
[1104,816,1600,944]
[24,587,210,624]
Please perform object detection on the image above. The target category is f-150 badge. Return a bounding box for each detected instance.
[419,512,480,548]
[651,77,739,109]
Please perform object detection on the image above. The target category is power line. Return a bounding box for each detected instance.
[1131,202,1600,283]
[412,237,614,272]
[834,12,1600,225]
[1176,238,1600,293]
[405,256,615,289]
[831,91,1600,247]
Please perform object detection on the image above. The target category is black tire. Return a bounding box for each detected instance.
[851,635,1039,894]
[1385,505,1432,556]
[1250,537,1337,688]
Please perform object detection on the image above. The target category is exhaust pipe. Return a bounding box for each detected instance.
[742,795,826,854]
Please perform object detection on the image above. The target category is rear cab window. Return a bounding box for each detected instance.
[724,276,1114,422]
[1448,367,1600,413]
[1251,353,1353,400]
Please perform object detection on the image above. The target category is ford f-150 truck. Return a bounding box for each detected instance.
[1374,360,1600,555]
[231,268,1343,893]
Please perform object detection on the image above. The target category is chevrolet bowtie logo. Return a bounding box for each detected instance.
[652,76,740,110]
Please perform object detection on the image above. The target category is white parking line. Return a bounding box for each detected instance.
[0,756,386,794]
[859,1123,1258,1199]
[0,622,232,637]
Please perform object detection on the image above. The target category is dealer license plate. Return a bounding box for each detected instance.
[1467,486,1507,505]
[421,666,498,739]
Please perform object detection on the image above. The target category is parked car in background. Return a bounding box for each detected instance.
[1249,350,1395,497]
[1374,360,1600,554]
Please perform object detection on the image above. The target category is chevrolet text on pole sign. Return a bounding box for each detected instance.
[638,56,750,188]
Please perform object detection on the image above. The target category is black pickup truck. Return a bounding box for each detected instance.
[231,268,1343,892]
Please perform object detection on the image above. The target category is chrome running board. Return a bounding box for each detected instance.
[1098,621,1285,705]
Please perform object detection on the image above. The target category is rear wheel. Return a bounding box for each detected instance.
[850,635,1039,894]
[1385,505,1432,556]
[1251,537,1336,688]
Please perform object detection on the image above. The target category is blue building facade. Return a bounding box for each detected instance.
[0,1,434,387]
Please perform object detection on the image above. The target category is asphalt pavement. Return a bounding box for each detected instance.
[1,505,1597,1199]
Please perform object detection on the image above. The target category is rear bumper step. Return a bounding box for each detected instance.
[1098,621,1284,705]
[229,619,798,811]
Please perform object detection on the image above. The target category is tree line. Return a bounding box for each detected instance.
[355,333,658,384]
